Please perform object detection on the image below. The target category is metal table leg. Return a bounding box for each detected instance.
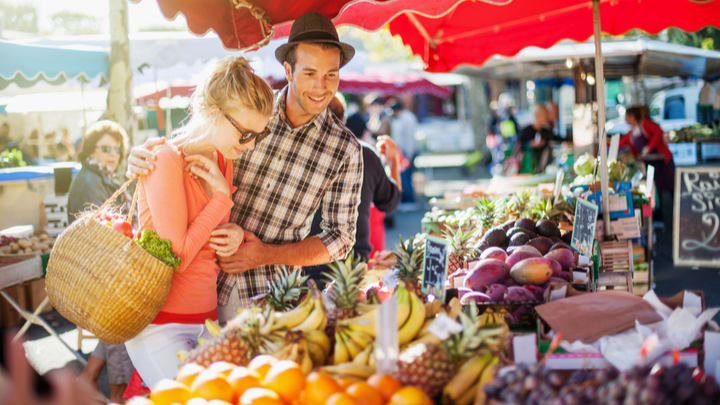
[0,292,86,366]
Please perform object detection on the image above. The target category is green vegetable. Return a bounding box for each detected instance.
[0,149,27,168]
[136,229,181,270]
[608,161,629,182]
[573,153,595,176]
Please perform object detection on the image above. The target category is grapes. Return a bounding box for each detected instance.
[486,362,719,404]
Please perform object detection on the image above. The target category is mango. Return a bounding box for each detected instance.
[464,259,509,291]
[509,257,554,285]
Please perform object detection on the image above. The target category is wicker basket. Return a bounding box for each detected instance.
[45,179,174,344]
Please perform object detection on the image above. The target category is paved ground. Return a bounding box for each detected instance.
[9,166,719,400]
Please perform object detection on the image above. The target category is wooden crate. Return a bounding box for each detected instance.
[24,278,52,314]
[1,284,28,327]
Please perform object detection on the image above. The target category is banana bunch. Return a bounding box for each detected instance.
[271,332,314,375]
[339,286,426,346]
[319,362,376,381]
[333,326,374,365]
[304,329,332,367]
[273,288,328,333]
[441,352,500,405]
[477,307,507,327]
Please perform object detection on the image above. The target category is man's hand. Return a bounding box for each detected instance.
[218,230,270,273]
[125,137,166,178]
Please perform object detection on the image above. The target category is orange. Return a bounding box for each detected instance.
[190,369,234,403]
[208,361,237,377]
[248,355,278,380]
[325,392,358,405]
[345,382,383,405]
[262,359,306,401]
[176,362,206,387]
[149,379,191,405]
[207,401,234,405]
[388,387,433,405]
[228,366,262,397]
[367,374,402,402]
[186,399,209,405]
[337,377,360,390]
[239,387,285,405]
[304,372,342,405]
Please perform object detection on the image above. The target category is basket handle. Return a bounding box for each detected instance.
[92,177,140,224]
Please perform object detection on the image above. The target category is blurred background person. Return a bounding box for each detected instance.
[619,105,675,230]
[66,120,132,403]
[390,100,418,207]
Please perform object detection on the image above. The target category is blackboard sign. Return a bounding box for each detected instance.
[673,167,720,267]
[421,235,450,301]
[571,198,599,257]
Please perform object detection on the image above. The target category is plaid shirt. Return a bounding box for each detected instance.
[217,87,363,307]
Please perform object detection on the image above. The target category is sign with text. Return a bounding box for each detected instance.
[673,167,720,267]
[421,235,450,301]
[571,199,599,257]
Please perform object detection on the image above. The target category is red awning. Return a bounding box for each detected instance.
[385,0,720,72]
[139,0,462,50]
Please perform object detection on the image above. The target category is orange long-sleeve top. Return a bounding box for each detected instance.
[137,144,235,318]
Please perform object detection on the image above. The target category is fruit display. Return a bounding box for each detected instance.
[484,362,720,405]
[0,233,55,255]
[128,355,434,405]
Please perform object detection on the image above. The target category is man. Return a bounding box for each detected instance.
[127,12,363,321]
[389,101,418,205]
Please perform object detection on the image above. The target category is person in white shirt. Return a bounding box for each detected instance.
[390,101,418,204]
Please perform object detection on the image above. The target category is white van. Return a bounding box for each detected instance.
[606,83,701,134]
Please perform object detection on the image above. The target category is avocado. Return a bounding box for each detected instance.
[501,219,516,232]
[526,236,554,255]
[506,226,537,240]
[536,219,561,238]
[509,232,531,246]
[515,218,537,233]
[484,227,508,247]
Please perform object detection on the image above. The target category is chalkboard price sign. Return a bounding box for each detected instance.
[421,235,450,301]
[673,167,720,267]
[571,198,599,257]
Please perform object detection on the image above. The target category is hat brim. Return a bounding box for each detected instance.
[275,39,355,68]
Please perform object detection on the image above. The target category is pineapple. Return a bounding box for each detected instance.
[532,197,553,221]
[324,254,366,328]
[394,236,424,294]
[474,198,497,232]
[266,267,309,311]
[395,307,507,397]
[184,307,283,367]
[507,189,534,219]
[443,227,478,275]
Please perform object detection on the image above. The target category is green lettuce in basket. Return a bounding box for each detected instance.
[136,229,181,270]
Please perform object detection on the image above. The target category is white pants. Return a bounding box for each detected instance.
[124,323,209,388]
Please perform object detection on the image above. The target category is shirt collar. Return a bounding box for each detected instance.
[275,86,329,132]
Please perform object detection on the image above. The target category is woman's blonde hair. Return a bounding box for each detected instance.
[175,56,274,143]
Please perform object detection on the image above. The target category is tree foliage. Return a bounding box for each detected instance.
[0,1,38,33]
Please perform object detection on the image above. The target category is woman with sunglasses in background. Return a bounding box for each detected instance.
[67,120,133,403]
[122,55,274,388]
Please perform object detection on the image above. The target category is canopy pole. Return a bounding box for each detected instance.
[593,0,611,237]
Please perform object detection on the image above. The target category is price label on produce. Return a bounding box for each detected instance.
[608,134,620,162]
[375,292,399,375]
[427,313,463,340]
[553,170,564,204]
[421,235,450,302]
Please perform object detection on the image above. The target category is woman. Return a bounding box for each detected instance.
[619,106,675,226]
[123,56,274,387]
[68,120,133,403]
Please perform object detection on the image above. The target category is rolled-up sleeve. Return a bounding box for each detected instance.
[318,141,363,261]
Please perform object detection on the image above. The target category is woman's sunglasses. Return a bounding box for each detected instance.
[224,113,268,144]
[98,145,122,155]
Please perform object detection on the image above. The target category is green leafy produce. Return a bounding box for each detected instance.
[608,160,629,182]
[0,149,27,168]
[136,229,181,270]
[573,153,595,176]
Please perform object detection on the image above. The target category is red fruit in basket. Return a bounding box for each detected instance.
[112,221,133,238]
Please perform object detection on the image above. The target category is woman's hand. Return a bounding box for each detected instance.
[126,137,166,178]
[184,154,230,196]
[377,135,400,163]
[210,223,244,257]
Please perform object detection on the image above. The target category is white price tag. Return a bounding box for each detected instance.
[608,134,620,162]
[682,291,702,310]
[645,165,655,199]
[375,292,399,375]
[549,285,568,302]
[381,270,399,290]
[553,171,564,204]
[427,313,463,340]
[513,334,538,364]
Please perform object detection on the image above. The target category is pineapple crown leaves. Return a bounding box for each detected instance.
[532,197,553,220]
[393,235,425,287]
[324,252,366,310]
[444,304,507,363]
[474,198,498,228]
[441,227,479,257]
[266,267,310,311]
